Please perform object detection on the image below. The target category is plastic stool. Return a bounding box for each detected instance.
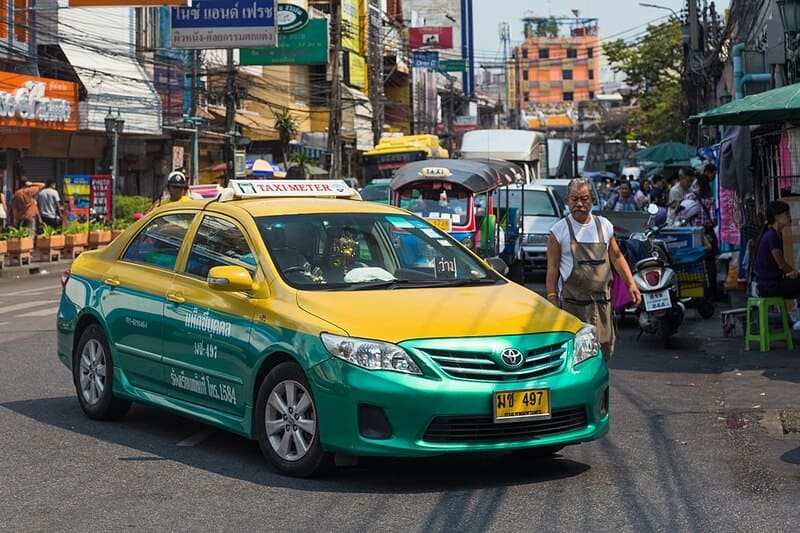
[745,297,794,351]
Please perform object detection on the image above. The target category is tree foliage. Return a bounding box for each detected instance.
[273,109,299,165]
[602,20,685,145]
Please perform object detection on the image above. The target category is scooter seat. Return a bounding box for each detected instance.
[634,256,665,270]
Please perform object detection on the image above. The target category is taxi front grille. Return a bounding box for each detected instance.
[423,407,587,443]
[422,343,565,381]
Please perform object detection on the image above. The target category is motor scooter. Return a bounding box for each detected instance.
[625,204,685,348]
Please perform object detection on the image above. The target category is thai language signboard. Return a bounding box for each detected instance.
[240,18,327,65]
[170,0,276,49]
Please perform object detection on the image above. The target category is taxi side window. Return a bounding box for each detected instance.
[185,215,255,279]
[121,213,194,270]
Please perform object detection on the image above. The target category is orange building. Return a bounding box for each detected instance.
[513,17,600,108]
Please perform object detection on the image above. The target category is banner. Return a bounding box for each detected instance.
[412,51,439,69]
[240,18,328,66]
[91,175,112,222]
[63,175,91,222]
[170,0,276,49]
[409,27,453,50]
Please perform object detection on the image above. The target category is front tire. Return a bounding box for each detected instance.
[73,323,131,420]
[255,362,332,477]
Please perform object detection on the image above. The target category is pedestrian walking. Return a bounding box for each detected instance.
[546,177,641,360]
[649,174,668,207]
[37,179,62,229]
[605,181,642,212]
[10,179,45,236]
[0,182,7,230]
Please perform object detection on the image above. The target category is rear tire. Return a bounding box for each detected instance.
[73,323,131,420]
[697,299,715,319]
[255,362,332,477]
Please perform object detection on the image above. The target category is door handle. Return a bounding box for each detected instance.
[166,292,185,304]
[103,277,120,287]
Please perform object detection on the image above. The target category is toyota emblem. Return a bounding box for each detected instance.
[500,348,524,367]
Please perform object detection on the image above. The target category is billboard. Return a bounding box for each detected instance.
[170,0,276,49]
[412,51,439,69]
[0,73,79,131]
[240,18,328,66]
[408,27,453,50]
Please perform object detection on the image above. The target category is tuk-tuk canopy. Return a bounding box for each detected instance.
[390,159,506,193]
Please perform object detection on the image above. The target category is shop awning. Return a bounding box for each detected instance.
[341,84,374,151]
[234,112,277,141]
[689,82,800,125]
[59,6,161,135]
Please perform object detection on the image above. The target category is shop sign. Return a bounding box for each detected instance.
[240,18,328,66]
[412,51,439,69]
[68,1,187,5]
[0,73,78,131]
[409,27,453,50]
[277,3,309,33]
[170,0,277,50]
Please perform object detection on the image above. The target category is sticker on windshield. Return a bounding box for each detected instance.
[435,256,457,278]
[437,239,452,246]
[422,228,438,237]
[387,216,414,228]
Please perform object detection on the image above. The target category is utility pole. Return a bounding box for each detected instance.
[687,0,700,145]
[367,0,384,146]
[224,49,236,185]
[500,22,509,127]
[327,0,343,179]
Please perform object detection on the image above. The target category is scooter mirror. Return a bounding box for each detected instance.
[646,203,659,215]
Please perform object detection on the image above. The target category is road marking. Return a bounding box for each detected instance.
[0,300,59,314]
[176,427,217,447]
[0,287,58,298]
[18,308,57,318]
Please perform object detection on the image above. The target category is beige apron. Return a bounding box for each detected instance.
[560,216,615,360]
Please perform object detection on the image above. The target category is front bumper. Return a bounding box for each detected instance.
[520,245,548,271]
[310,352,609,457]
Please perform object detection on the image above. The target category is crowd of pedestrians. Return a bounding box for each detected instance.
[1,177,64,237]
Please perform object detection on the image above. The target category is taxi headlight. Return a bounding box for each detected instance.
[572,324,600,366]
[321,333,422,375]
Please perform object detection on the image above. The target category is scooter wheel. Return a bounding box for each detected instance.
[697,299,715,319]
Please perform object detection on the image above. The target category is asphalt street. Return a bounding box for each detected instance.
[0,271,798,532]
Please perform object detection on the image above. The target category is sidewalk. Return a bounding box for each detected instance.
[0,249,73,280]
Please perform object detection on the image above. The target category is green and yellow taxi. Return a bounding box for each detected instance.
[57,179,608,477]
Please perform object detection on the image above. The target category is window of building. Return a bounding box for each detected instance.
[522,48,528,59]
[588,69,594,80]
[587,47,594,58]
[538,48,549,59]
[523,70,528,80]
[524,93,529,102]
[562,69,573,80]
[563,92,574,101]
[566,48,577,59]
[589,91,595,100]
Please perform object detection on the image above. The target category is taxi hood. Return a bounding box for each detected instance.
[296,282,582,342]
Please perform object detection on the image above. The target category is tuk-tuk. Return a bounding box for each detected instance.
[390,158,522,264]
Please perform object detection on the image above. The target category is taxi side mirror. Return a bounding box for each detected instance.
[486,256,509,275]
[207,265,254,292]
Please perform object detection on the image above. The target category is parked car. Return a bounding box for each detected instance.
[530,178,602,214]
[57,179,609,477]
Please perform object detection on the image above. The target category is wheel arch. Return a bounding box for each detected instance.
[71,311,108,373]
[250,350,301,436]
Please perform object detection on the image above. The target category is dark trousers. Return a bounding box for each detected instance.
[41,216,61,230]
[758,278,800,300]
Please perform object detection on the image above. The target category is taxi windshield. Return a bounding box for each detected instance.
[397,184,472,227]
[256,212,501,290]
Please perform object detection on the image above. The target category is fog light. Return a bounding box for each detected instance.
[358,404,392,439]
[599,387,609,418]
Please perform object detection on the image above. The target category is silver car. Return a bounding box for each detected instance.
[493,184,564,275]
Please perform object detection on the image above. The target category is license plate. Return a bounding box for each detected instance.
[493,388,551,423]
[425,217,452,232]
[643,289,671,311]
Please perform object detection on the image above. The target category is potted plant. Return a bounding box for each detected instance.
[63,222,89,248]
[0,231,7,255]
[88,221,112,247]
[37,224,66,254]
[6,226,33,254]
[110,218,130,240]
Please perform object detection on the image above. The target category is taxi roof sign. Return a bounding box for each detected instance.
[222,179,358,200]
[418,167,453,178]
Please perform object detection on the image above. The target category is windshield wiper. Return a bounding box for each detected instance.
[343,279,428,290]
[433,278,501,287]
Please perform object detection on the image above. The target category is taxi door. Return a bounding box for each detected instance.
[161,214,257,417]
[104,213,195,395]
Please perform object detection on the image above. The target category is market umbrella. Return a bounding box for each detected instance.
[689,82,800,125]
[245,158,286,178]
[633,142,698,165]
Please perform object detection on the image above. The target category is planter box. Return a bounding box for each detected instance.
[7,237,33,253]
[111,229,125,241]
[37,234,66,251]
[88,230,112,246]
[0,240,6,254]
[65,233,89,247]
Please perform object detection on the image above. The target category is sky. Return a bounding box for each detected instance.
[471,0,686,64]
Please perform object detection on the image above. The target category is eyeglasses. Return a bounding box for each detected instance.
[568,195,593,203]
